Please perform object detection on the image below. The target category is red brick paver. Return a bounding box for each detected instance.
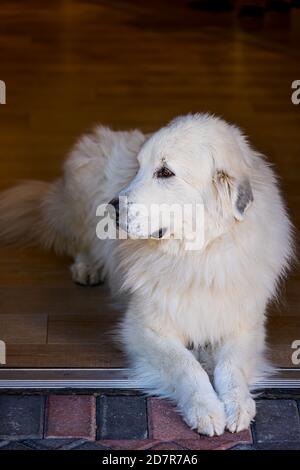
[99,440,161,450]
[149,442,186,450]
[148,397,199,440]
[147,398,252,450]
[45,395,96,440]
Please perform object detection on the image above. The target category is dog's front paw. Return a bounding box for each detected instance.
[224,396,256,433]
[70,262,104,286]
[183,394,226,437]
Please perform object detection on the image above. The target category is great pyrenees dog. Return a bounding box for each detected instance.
[0,113,293,436]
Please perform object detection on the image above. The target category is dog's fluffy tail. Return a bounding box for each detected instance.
[0,180,77,255]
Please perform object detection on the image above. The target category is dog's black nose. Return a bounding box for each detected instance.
[109,197,119,225]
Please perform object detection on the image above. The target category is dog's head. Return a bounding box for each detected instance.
[111,114,254,250]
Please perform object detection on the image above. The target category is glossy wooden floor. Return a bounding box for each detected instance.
[0,0,299,367]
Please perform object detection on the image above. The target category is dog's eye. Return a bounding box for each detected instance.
[155,166,175,178]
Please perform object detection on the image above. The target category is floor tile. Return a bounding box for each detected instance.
[147,398,200,440]
[254,400,300,443]
[99,440,161,450]
[0,442,31,450]
[23,438,79,450]
[0,395,45,440]
[45,395,96,440]
[147,398,252,449]
[176,431,252,450]
[97,396,147,440]
[73,441,110,450]
[149,441,186,450]
[256,442,300,450]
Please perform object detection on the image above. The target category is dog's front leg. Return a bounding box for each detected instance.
[121,313,226,436]
[213,326,265,433]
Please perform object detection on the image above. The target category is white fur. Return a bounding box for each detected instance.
[0,114,294,436]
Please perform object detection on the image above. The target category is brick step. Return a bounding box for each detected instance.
[0,393,299,450]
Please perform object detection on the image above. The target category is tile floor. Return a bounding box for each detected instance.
[0,390,299,450]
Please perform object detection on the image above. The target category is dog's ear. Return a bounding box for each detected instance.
[213,170,253,221]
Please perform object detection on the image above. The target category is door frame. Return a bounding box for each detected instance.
[0,368,299,389]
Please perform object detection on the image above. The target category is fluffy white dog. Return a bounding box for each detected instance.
[0,113,294,436]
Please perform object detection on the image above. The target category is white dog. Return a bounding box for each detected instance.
[0,113,294,436]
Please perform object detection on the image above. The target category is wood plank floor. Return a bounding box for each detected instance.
[0,0,299,367]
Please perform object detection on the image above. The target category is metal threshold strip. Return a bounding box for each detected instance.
[0,368,299,389]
